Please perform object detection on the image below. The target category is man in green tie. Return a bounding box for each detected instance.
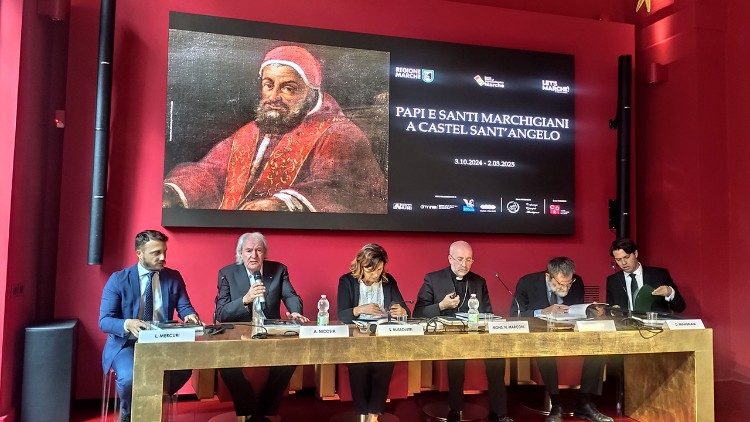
[606,238,686,314]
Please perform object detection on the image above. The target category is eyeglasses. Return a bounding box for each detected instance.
[549,274,574,285]
[450,255,474,264]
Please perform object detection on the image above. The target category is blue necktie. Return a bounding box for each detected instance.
[143,271,155,322]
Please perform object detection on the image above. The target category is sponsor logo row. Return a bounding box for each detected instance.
[393,66,570,94]
[392,198,570,215]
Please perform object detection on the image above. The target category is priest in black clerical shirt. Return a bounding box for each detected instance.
[414,241,512,422]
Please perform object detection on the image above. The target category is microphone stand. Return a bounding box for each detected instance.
[494,273,521,319]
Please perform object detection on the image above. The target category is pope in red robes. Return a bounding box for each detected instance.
[163,45,387,213]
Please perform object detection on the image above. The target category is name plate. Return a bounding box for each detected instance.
[488,320,529,333]
[376,323,424,336]
[665,319,705,330]
[574,320,616,332]
[298,324,349,338]
[139,328,196,343]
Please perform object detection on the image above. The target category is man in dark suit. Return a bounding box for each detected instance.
[512,257,612,422]
[214,232,309,421]
[606,238,686,314]
[99,230,200,422]
[414,241,513,422]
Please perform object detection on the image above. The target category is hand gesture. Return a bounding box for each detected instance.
[542,304,570,315]
[243,283,266,305]
[286,311,310,323]
[183,314,200,324]
[124,319,150,337]
[389,303,407,318]
[438,292,460,311]
[355,303,385,317]
[651,285,673,297]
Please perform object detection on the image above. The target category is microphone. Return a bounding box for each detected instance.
[252,271,266,309]
[494,273,521,318]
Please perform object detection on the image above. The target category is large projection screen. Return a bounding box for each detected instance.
[162,12,575,234]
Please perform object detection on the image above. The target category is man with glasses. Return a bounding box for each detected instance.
[606,238,685,314]
[512,257,612,422]
[414,241,513,422]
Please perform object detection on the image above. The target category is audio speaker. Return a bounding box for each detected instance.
[21,320,78,422]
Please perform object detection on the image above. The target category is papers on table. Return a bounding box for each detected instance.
[537,303,605,322]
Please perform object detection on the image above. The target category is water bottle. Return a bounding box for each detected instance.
[317,295,330,326]
[467,293,480,331]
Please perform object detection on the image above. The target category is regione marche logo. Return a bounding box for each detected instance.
[394,66,435,83]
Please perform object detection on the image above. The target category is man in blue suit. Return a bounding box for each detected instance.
[99,230,200,422]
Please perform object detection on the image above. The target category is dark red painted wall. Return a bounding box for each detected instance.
[51,0,633,398]
[632,0,749,383]
[0,0,67,418]
[0,0,23,417]
[725,0,750,384]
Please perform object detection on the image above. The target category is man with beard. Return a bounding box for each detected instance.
[511,257,612,422]
[99,230,200,422]
[163,45,387,213]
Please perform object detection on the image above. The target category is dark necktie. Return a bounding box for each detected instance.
[629,273,638,311]
[143,271,155,322]
[549,290,557,305]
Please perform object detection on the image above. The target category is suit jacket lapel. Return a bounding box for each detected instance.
[235,264,250,291]
[128,265,141,319]
[619,272,627,300]
[159,270,170,319]
[641,266,655,288]
[383,281,392,307]
[352,278,360,306]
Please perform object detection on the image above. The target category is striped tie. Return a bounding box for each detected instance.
[143,271,155,322]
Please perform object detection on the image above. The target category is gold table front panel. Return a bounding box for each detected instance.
[132,320,713,421]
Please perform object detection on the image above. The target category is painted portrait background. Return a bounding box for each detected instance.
[164,27,390,213]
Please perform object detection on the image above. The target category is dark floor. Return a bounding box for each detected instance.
[73,384,633,422]
[71,379,747,421]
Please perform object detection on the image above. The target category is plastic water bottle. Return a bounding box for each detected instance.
[467,293,480,331]
[317,295,330,326]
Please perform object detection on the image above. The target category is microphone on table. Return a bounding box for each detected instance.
[252,271,266,310]
[494,272,521,318]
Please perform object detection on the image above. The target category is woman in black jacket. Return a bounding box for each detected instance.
[337,243,410,421]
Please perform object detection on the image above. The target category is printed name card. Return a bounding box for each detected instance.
[376,323,424,336]
[488,320,529,334]
[139,328,196,343]
[574,320,617,332]
[299,324,349,338]
[665,319,705,330]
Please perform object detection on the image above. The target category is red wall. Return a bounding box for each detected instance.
[632,0,749,382]
[52,0,633,398]
[725,0,750,384]
[0,0,23,418]
[1,0,68,418]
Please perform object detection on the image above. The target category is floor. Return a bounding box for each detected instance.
[72,385,635,422]
[70,379,748,421]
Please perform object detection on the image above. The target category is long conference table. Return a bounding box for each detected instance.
[131,319,714,421]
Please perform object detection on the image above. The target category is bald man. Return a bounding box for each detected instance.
[414,241,513,422]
